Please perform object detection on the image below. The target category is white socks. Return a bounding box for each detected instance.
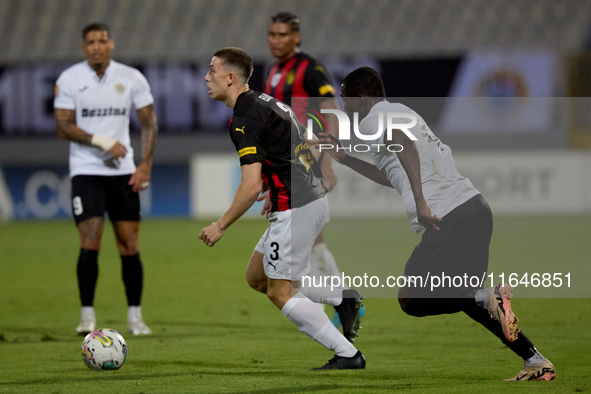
[302,243,345,306]
[81,306,95,320]
[282,294,357,358]
[474,289,488,309]
[524,349,545,364]
[128,306,142,322]
[310,243,343,278]
[302,288,343,308]
[81,306,144,325]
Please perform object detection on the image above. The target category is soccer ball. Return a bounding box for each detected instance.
[81,329,127,371]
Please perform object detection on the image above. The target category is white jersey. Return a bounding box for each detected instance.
[54,60,154,177]
[359,100,480,233]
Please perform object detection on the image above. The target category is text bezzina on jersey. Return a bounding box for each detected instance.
[229,90,326,212]
[81,107,127,117]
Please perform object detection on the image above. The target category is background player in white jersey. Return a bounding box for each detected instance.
[54,23,158,336]
[317,67,556,381]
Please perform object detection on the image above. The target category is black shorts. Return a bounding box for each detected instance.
[71,175,140,225]
[403,194,493,298]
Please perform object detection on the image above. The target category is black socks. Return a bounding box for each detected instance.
[121,253,143,306]
[77,249,99,306]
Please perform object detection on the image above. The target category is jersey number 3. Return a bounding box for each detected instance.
[269,242,280,261]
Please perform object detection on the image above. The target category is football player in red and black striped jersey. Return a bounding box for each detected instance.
[199,47,365,370]
[265,12,339,189]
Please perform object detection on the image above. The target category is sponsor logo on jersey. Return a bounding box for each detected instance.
[235,126,245,134]
[286,70,295,85]
[81,107,127,117]
[238,147,257,157]
[114,83,125,94]
[79,86,89,93]
[294,141,309,155]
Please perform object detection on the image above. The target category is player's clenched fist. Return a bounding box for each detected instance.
[199,222,226,247]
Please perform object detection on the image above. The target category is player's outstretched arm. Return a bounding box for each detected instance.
[54,108,127,159]
[388,129,441,231]
[316,132,393,187]
[199,162,263,247]
[129,104,159,192]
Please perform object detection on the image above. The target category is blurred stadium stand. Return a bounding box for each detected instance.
[0,0,590,61]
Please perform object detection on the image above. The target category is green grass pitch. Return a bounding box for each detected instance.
[1,216,590,393]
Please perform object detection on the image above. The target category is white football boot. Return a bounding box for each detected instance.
[76,307,96,335]
[128,316,152,335]
[128,307,152,335]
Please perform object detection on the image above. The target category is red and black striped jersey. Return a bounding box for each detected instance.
[264,52,335,124]
[229,90,326,212]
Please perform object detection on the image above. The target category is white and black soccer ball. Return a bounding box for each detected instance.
[81,328,127,371]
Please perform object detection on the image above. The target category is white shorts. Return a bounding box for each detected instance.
[254,195,329,281]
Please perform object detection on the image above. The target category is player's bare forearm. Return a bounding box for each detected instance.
[136,104,158,166]
[390,129,424,201]
[56,108,127,159]
[54,108,92,144]
[317,132,392,187]
[341,155,393,187]
[199,163,262,247]
[218,163,263,230]
[390,129,440,229]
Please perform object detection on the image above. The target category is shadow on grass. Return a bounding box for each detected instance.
[224,383,444,394]
[0,370,287,387]
[232,385,345,394]
[131,360,280,370]
[147,321,267,330]
[0,321,279,344]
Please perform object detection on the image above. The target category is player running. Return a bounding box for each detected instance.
[54,22,157,336]
[199,47,364,370]
[317,67,556,381]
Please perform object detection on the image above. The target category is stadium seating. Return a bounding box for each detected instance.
[0,0,589,62]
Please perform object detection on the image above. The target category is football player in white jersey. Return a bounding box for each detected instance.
[54,23,158,336]
[317,67,555,381]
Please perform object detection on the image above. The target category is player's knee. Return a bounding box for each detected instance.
[246,272,267,294]
[78,218,103,250]
[80,239,101,251]
[117,238,138,256]
[266,285,290,308]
